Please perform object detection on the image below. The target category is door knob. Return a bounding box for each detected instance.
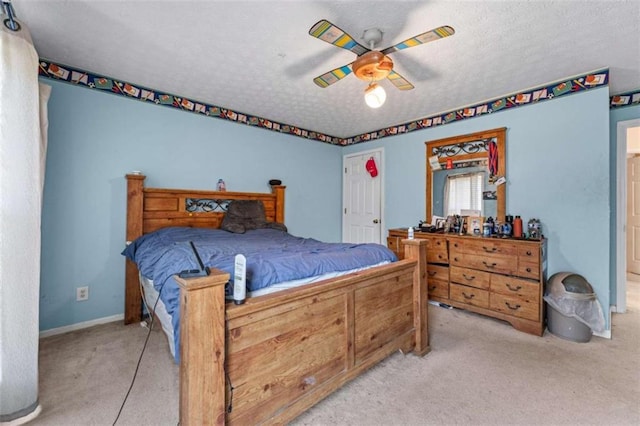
[373,219,380,224]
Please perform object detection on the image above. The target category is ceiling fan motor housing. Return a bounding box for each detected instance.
[352,51,394,82]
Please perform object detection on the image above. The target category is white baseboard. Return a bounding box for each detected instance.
[0,404,41,426]
[592,307,613,339]
[593,329,612,339]
[39,314,123,338]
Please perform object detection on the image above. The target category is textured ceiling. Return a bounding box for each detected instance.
[11,0,640,139]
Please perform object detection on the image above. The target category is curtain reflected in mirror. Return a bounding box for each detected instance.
[443,170,487,217]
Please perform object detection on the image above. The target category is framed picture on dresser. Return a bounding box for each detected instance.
[467,216,482,235]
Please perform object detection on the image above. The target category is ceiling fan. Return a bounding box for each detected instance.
[309,19,455,108]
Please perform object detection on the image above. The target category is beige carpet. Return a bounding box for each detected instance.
[32,282,640,426]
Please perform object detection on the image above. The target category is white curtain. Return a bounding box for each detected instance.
[444,171,484,216]
[0,18,50,423]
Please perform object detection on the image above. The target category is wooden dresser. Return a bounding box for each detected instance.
[388,228,547,336]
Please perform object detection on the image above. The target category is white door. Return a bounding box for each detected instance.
[627,155,640,275]
[342,149,383,243]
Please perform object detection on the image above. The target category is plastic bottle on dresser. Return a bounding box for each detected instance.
[408,226,414,239]
[513,215,523,238]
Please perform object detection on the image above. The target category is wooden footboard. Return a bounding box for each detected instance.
[175,239,428,425]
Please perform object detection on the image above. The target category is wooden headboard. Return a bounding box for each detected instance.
[124,173,286,324]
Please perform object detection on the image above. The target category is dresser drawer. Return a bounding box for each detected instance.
[426,237,448,264]
[490,293,539,321]
[518,245,540,265]
[428,279,449,299]
[450,252,517,276]
[450,266,490,290]
[450,238,517,256]
[450,283,489,308]
[427,264,449,283]
[490,274,540,300]
[517,262,539,280]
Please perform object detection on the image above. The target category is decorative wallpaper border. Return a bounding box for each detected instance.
[343,70,610,145]
[38,60,616,146]
[37,59,342,146]
[610,89,640,109]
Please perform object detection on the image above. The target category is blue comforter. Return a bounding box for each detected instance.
[121,227,397,361]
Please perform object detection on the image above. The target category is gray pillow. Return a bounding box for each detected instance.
[221,200,287,233]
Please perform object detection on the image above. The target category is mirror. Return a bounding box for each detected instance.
[426,127,506,223]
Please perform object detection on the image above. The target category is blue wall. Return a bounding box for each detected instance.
[344,88,612,327]
[40,79,342,330]
[40,76,619,333]
[609,104,640,305]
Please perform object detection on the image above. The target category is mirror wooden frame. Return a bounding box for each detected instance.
[426,127,506,222]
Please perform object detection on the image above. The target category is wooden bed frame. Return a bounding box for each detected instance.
[124,174,429,425]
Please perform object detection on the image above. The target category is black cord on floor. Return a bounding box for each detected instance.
[112,285,164,426]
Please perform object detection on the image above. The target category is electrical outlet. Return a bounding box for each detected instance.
[76,286,89,301]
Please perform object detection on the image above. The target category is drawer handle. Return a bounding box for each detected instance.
[462,292,475,300]
[429,285,437,291]
[462,273,475,281]
[526,250,532,256]
[438,254,443,259]
[482,261,497,268]
[454,257,459,262]
[454,243,458,247]
[506,283,522,292]
[526,267,532,273]
[428,271,437,277]
[505,302,521,311]
[482,246,497,253]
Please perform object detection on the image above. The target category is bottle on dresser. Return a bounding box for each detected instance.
[513,215,523,238]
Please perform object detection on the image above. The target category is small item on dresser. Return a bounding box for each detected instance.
[485,217,495,236]
[445,215,456,233]
[458,216,466,235]
[408,226,414,239]
[501,221,512,238]
[482,221,492,237]
[513,215,523,238]
[217,178,226,191]
[453,215,461,234]
[506,215,514,237]
[527,218,542,240]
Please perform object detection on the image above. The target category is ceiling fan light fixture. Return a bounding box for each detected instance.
[364,82,386,108]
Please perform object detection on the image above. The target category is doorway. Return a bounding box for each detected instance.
[342,148,384,244]
[616,118,640,313]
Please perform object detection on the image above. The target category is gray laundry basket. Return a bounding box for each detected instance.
[544,272,604,343]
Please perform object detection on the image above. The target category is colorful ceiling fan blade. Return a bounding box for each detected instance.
[381,25,455,55]
[386,70,415,90]
[309,19,369,56]
[313,63,354,88]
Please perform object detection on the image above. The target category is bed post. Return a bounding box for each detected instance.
[125,173,145,324]
[175,270,230,426]
[403,239,430,356]
[271,185,286,224]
